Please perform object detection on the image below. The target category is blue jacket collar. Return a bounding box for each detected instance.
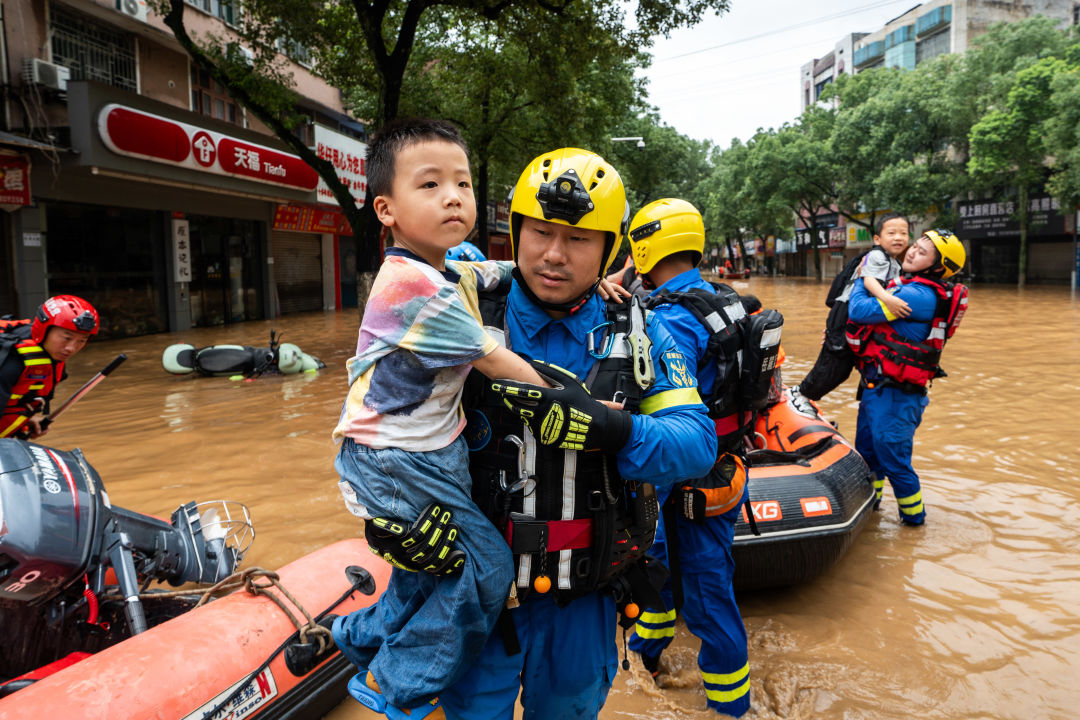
[651,267,705,295]
[508,280,605,342]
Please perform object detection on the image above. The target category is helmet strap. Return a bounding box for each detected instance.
[511,267,598,315]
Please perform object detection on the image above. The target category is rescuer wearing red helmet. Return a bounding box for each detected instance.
[0,295,99,439]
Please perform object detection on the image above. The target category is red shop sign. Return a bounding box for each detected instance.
[273,204,353,235]
[0,154,31,207]
[98,104,319,192]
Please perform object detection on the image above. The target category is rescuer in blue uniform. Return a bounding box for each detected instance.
[847,229,968,526]
[624,199,753,716]
[357,149,717,720]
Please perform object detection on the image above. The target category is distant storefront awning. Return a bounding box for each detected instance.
[0,130,72,153]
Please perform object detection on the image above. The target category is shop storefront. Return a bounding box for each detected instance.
[956,196,1075,284]
[487,201,512,261]
[8,81,325,337]
[187,215,264,327]
[0,150,32,314]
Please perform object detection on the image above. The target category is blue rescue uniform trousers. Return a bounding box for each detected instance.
[627,485,750,716]
[855,385,929,524]
[438,592,619,720]
[331,436,514,709]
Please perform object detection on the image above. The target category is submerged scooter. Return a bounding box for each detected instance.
[162,330,325,378]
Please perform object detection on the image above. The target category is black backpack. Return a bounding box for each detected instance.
[646,283,783,448]
[825,248,875,308]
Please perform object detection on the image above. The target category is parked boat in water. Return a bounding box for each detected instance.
[733,389,877,591]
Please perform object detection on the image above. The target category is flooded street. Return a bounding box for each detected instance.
[41,278,1080,720]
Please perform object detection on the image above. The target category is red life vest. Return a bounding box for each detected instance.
[846,276,968,391]
[0,321,63,438]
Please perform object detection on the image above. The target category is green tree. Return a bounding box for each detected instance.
[968,57,1067,286]
[824,58,963,231]
[383,5,647,252]
[947,15,1070,137]
[699,140,751,270]
[742,112,835,279]
[161,0,732,277]
[1044,46,1080,213]
[606,115,714,212]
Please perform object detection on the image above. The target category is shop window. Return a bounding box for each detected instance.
[49,3,137,93]
[44,203,167,339]
[191,67,240,125]
[187,216,264,327]
[916,30,951,64]
[185,0,240,26]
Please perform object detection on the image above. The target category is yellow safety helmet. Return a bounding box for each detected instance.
[924,229,965,279]
[627,198,705,275]
[509,148,629,278]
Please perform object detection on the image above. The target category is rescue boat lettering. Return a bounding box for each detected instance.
[742,500,782,522]
[800,496,833,517]
[181,667,278,720]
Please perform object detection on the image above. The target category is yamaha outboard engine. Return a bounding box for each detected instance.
[0,439,253,678]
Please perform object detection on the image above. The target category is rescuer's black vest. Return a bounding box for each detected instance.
[462,287,661,610]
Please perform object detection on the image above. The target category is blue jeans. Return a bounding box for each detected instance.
[439,592,619,720]
[331,436,514,708]
[855,385,929,524]
[628,485,750,716]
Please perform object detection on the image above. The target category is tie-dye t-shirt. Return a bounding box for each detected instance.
[333,250,513,450]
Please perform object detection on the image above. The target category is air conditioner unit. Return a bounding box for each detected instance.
[22,58,70,92]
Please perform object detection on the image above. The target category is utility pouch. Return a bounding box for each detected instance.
[506,513,548,555]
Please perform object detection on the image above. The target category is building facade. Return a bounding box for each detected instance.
[0,0,367,337]
[794,0,1079,284]
[799,33,865,112]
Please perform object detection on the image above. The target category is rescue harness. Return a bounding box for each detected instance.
[463,289,664,624]
[644,283,783,521]
[845,275,968,394]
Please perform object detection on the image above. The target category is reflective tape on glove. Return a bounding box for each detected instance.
[364,503,465,576]
[491,360,632,452]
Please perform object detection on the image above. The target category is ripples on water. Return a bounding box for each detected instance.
[42,280,1080,720]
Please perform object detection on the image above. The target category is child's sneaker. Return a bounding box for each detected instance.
[347,672,446,719]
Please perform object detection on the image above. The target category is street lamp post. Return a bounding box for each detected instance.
[611,136,645,149]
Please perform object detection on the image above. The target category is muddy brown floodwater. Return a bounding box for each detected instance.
[39,278,1080,720]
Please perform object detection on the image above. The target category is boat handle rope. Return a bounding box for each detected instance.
[118,567,334,653]
[122,564,376,719]
[196,567,334,653]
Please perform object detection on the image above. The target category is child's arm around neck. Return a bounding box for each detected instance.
[472,346,549,387]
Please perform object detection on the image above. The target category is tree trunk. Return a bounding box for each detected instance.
[811,222,823,281]
[1017,186,1028,288]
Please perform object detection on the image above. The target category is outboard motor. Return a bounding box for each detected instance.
[0,439,253,676]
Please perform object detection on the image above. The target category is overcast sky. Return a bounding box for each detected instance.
[639,0,923,148]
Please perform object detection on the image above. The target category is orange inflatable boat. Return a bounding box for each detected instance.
[732,389,876,591]
[0,439,390,719]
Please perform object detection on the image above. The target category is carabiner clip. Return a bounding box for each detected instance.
[587,321,615,360]
[627,296,655,389]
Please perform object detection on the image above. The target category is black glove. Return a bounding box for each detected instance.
[491,360,633,452]
[364,503,465,576]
